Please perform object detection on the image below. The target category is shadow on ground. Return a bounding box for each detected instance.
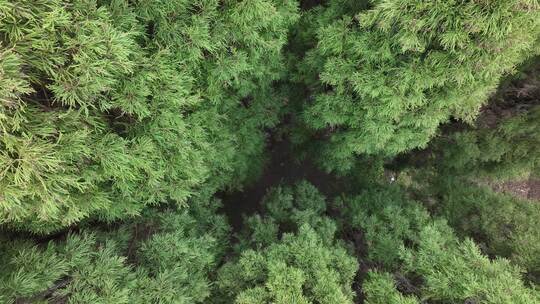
[218,137,343,231]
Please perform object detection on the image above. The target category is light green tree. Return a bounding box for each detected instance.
[0,0,299,232]
[294,0,540,171]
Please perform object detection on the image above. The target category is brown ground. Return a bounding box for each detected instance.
[488,178,540,201]
[528,179,540,200]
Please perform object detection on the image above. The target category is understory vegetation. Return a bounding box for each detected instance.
[1,0,539,303]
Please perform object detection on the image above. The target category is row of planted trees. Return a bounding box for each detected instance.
[1,0,540,303]
[2,181,539,303]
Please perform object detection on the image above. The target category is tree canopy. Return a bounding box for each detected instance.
[1,1,539,303]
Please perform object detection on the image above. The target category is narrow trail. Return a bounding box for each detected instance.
[219,137,343,231]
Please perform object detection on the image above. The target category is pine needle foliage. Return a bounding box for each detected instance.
[0,1,539,303]
[294,0,540,171]
[434,105,540,180]
[424,58,540,181]
[400,222,539,304]
[217,182,358,304]
[0,0,299,232]
[427,177,540,279]
[401,61,540,278]
[363,272,419,304]
[335,185,431,269]
[338,185,540,303]
[0,197,230,303]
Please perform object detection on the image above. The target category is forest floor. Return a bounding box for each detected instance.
[488,178,540,201]
[219,136,344,231]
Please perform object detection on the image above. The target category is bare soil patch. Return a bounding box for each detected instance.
[488,178,540,201]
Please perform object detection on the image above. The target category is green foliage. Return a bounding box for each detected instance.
[401,60,540,278]
[336,185,430,269]
[262,180,337,242]
[217,182,358,304]
[0,0,299,232]
[428,178,540,277]
[234,181,339,252]
[363,272,419,304]
[1,1,539,303]
[218,224,358,304]
[435,105,540,180]
[0,197,230,303]
[401,222,539,304]
[340,185,539,303]
[428,58,540,180]
[0,233,133,303]
[294,0,540,171]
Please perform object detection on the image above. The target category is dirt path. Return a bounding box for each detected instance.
[488,178,540,201]
[219,137,343,231]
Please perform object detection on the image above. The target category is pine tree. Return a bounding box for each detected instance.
[423,177,540,279]
[0,197,230,303]
[293,0,540,171]
[400,222,539,304]
[335,185,431,269]
[217,224,358,304]
[430,59,540,180]
[216,182,358,303]
[397,58,540,278]
[338,185,540,303]
[0,0,299,232]
[363,272,418,304]
[1,1,539,303]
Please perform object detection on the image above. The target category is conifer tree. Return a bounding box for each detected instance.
[294,0,540,171]
[437,106,540,179]
[0,197,230,303]
[398,58,540,277]
[423,177,540,279]
[217,224,358,304]
[0,0,299,232]
[429,59,540,180]
[363,272,418,304]
[399,222,539,304]
[338,185,540,303]
[1,1,540,303]
[335,185,431,269]
[217,182,358,303]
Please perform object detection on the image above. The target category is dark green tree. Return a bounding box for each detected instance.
[429,60,540,180]
[398,59,540,278]
[338,186,539,303]
[335,185,431,269]
[0,197,230,303]
[363,272,418,304]
[1,1,539,303]
[420,177,540,279]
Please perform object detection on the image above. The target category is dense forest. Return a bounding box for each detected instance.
[1,0,539,303]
